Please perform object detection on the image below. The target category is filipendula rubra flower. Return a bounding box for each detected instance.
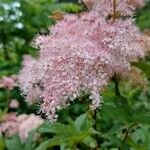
[0,113,43,141]
[91,0,145,17]
[18,0,145,121]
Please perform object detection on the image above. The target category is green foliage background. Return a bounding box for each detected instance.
[0,0,150,150]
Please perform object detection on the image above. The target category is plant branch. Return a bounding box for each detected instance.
[93,110,99,149]
[122,123,138,148]
[2,31,10,60]
[81,0,88,11]
[112,74,121,97]
[112,0,117,20]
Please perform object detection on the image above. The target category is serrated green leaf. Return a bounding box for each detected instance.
[38,122,68,134]
[37,113,95,149]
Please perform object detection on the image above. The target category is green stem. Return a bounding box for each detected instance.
[2,31,10,60]
[94,110,98,140]
[112,74,121,97]
[6,89,10,108]
[122,123,138,149]
[92,110,99,149]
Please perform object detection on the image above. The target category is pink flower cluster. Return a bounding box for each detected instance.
[0,113,44,141]
[18,0,145,121]
[0,75,17,90]
[92,0,145,17]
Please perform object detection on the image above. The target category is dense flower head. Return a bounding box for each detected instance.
[19,1,145,121]
[0,75,17,90]
[0,113,18,137]
[92,0,145,17]
[0,113,44,141]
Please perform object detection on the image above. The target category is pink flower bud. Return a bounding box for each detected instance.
[9,99,19,109]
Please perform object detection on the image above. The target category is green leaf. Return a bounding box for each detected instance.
[83,136,97,148]
[131,125,150,149]
[37,113,95,149]
[36,137,61,150]
[0,137,5,150]
[102,96,133,124]
[66,131,90,146]
[24,131,36,150]
[74,113,87,131]
[61,3,82,13]
[127,88,141,102]
[38,122,68,134]
[132,106,150,124]
[127,137,146,150]
[133,61,150,77]
[5,135,23,150]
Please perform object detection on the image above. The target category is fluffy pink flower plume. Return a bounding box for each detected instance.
[84,0,145,16]
[18,0,145,121]
[0,113,44,141]
[0,75,17,90]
